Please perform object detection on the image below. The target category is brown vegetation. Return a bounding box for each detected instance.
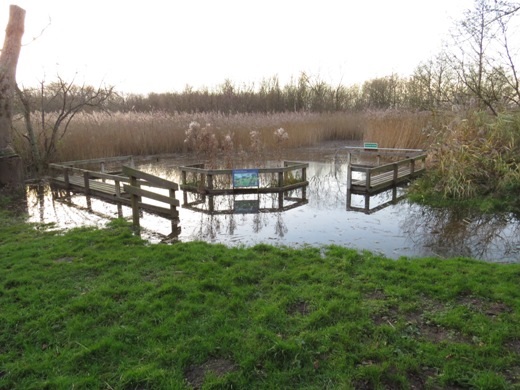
[11,110,430,163]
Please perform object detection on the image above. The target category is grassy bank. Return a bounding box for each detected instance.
[1,206,519,389]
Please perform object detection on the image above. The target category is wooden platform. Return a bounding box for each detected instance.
[347,154,426,194]
[51,175,129,199]
[350,165,421,193]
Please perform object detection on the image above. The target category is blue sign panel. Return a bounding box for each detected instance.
[233,169,259,188]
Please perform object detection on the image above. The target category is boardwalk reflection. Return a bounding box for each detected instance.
[182,188,308,215]
[346,185,407,214]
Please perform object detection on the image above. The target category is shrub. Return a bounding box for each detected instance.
[412,110,520,202]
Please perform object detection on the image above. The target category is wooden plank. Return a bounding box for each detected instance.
[351,166,425,193]
[136,202,179,218]
[53,155,134,167]
[52,176,128,197]
[122,166,179,190]
[123,184,180,207]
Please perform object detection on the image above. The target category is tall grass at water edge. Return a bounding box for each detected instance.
[410,110,520,205]
[12,110,430,163]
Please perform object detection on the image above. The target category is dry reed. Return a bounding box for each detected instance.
[12,110,431,163]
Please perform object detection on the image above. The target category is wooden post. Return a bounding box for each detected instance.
[114,178,121,197]
[393,163,398,185]
[64,167,70,189]
[100,162,106,183]
[346,165,352,191]
[182,170,187,184]
[83,171,90,195]
[410,158,416,176]
[278,171,283,188]
[346,189,352,211]
[391,186,397,203]
[130,174,140,230]
[365,169,371,192]
[207,173,213,190]
[169,188,176,217]
[302,167,307,199]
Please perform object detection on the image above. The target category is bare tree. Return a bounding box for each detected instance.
[0,5,24,152]
[447,0,520,114]
[16,76,114,175]
[0,5,25,187]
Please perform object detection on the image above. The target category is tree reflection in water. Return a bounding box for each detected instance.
[274,212,288,238]
[401,204,520,261]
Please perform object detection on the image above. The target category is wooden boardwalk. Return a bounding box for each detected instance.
[49,158,181,225]
[347,154,426,194]
[52,175,129,199]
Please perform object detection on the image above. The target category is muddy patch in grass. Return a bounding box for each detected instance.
[456,295,512,318]
[287,300,312,316]
[184,358,237,389]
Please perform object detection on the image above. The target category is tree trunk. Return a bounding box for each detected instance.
[0,5,25,188]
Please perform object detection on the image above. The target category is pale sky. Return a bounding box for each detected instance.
[1,0,472,95]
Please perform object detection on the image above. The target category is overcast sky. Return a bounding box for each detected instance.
[1,0,472,95]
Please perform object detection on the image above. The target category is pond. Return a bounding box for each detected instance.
[25,145,520,263]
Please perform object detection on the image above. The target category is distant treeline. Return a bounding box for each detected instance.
[117,70,470,114]
[15,64,520,117]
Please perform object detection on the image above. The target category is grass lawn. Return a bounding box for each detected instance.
[1,207,519,389]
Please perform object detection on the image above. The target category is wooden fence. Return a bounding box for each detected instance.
[347,154,427,194]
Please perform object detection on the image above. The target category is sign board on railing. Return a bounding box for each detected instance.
[364,142,379,150]
[233,169,259,188]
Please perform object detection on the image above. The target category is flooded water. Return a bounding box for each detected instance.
[25,146,520,263]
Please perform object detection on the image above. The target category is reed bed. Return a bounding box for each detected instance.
[12,110,431,164]
[362,110,431,149]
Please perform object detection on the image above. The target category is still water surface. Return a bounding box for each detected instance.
[26,147,520,262]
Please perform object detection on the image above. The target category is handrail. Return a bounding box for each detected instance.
[179,161,309,194]
[52,155,134,167]
[347,153,426,193]
[122,166,180,231]
[180,162,308,175]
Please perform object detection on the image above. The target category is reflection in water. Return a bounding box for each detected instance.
[347,186,407,214]
[401,205,520,261]
[26,183,125,229]
[24,156,520,262]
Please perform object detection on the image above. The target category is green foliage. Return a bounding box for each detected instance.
[1,204,520,388]
[410,110,520,211]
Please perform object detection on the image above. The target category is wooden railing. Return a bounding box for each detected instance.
[122,166,180,232]
[49,163,131,199]
[347,154,427,194]
[180,161,309,195]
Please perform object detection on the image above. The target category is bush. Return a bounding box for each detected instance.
[411,110,520,206]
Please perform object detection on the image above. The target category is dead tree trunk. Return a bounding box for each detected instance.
[0,5,25,188]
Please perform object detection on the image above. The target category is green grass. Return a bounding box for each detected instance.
[1,206,519,389]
